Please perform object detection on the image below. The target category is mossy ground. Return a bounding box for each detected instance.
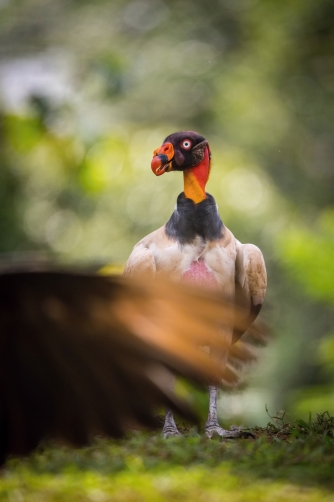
[1,413,334,501]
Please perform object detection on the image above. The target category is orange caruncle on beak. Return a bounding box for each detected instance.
[151,142,174,176]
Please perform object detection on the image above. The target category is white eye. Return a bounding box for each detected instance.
[181,139,192,150]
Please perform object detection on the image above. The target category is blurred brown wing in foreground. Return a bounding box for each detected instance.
[0,268,264,464]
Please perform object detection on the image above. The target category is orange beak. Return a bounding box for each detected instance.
[151,143,174,176]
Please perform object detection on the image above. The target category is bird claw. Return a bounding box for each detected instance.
[162,427,182,439]
[205,425,253,439]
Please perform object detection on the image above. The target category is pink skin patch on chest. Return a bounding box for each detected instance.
[181,259,219,290]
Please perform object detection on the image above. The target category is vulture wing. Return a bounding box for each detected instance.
[233,242,267,343]
[123,244,156,278]
[0,269,240,463]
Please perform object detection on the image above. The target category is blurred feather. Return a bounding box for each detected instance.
[0,266,265,463]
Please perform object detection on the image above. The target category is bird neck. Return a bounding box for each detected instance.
[183,147,211,203]
[165,192,224,244]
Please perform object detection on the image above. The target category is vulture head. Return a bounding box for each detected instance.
[151,131,211,203]
[151,131,211,176]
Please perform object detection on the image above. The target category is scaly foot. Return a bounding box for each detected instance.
[162,425,182,438]
[205,424,254,439]
[162,409,182,438]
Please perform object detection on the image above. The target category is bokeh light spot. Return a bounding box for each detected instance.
[45,210,82,253]
[221,168,269,215]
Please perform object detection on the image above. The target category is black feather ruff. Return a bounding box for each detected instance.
[165,192,224,245]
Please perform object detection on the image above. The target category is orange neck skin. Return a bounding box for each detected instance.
[183,147,211,203]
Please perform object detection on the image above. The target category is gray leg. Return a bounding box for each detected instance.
[162,409,181,438]
[205,385,242,438]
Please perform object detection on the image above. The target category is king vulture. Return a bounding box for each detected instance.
[124,131,267,438]
[0,266,249,464]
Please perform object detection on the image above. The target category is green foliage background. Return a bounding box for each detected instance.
[0,0,334,423]
[2,414,334,501]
